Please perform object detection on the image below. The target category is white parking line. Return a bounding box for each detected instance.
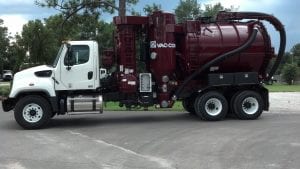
[68,130,174,169]
[5,162,27,169]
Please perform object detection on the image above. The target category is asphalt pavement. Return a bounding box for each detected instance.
[1,93,300,169]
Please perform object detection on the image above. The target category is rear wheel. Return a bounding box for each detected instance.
[194,91,228,121]
[182,96,196,115]
[14,95,52,129]
[232,90,264,120]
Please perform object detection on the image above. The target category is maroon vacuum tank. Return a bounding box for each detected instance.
[145,11,274,82]
[177,20,273,78]
[112,11,285,106]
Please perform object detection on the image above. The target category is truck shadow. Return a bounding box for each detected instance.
[47,112,203,128]
[2,111,266,130]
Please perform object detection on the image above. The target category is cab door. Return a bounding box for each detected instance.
[60,43,95,90]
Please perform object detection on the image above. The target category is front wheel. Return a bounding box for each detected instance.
[232,90,264,120]
[14,95,52,129]
[194,91,228,121]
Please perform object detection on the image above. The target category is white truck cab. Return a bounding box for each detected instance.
[2,41,108,129]
[54,41,101,91]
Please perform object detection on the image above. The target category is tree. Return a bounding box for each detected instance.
[6,35,27,72]
[175,0,202,23]
[291,43,300,66]
[274,52,293,74]
[45,13,114,50]
[0,19,10,71]
[44,14,66,44]
[95,21,114,51]
[175,1,232,23]
[143,3,161,15]
[22,12,115,65]
[282,64,298,85]
[21,20,57,64]
[203,2,232,19]
[36,0,139,49]
[36,0,139,18]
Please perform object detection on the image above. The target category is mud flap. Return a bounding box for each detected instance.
[2,98,14,112]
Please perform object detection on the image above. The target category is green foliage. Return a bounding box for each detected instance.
[95,21,114,51]
[32,0,141,64]
[175,0,202,23]
[36,0,117,15]
[130,3,162,16]
[174,1,231,23]
[282,64,298,85]
[0,19,10,72]
[16,12,115,66]
[21,19,57,65]
[7,36,27,72]
[130,10,141,16]
[202,2,232,19]
[0,85,10,97]
[143,3,162,15]
[265,84,300,92]
[275,52,292,74]
[291,43,300,66]
[0,19,27,72]
[104,101,184,111]
[36,0,139,17]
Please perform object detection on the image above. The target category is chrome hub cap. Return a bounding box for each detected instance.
[242,97,259,115]
[205,98,222,116]
[22,103,43,123]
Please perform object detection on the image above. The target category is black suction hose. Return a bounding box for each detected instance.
[216,11,286,82]
[267,28,286,81]
[172,27,259,100]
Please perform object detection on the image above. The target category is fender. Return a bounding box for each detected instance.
[2,90,58,112]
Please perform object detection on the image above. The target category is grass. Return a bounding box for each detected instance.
[264,84,300,92]
[0,85,10,97]
[104,102,184,111]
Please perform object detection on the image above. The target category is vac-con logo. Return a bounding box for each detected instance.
[150,41,176,48]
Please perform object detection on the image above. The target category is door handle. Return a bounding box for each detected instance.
[88,71,93,80]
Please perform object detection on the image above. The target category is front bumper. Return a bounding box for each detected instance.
[2,98,15,112]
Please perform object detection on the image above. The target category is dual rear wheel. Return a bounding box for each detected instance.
[231,90,264,120]
[183,90,264,121]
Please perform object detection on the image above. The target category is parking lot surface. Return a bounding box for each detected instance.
[1,93,300,169]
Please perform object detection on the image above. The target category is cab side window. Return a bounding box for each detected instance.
[64,45,90,66]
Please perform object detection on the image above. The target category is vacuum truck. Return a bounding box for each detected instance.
[2,11,286,129]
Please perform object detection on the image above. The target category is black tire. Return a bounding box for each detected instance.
[229,91,242,116]
[14,95,52,129]
[194,91,228,121]
[51,113,56,118]
[182,97,196,115]
[232,90,264,120]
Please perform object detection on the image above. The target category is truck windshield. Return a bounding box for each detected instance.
[52,45,65,67]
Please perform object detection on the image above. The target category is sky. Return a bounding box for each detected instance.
[0,0,299,51]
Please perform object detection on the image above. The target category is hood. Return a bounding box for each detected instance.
[14,65,54,79]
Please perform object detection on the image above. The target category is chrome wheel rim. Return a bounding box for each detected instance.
[22,103,43,123]
[242,97,259,115]
[205,98,222,116]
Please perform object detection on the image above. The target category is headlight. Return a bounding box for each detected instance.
[34,70,52,77]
